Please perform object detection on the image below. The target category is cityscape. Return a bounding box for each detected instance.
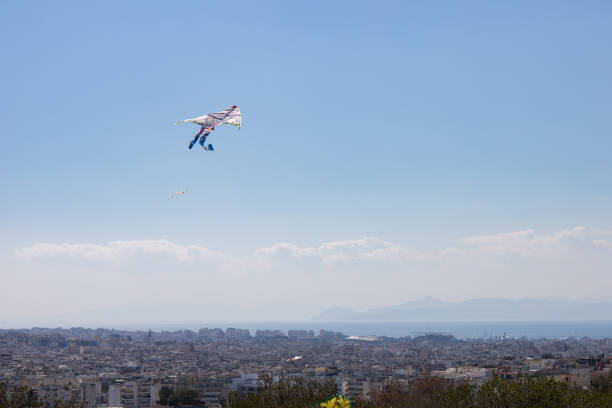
[2,326,612,407]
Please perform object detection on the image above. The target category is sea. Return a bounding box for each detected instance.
[143,321,612,340]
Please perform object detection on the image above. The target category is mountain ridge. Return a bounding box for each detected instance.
[312,297,612,321]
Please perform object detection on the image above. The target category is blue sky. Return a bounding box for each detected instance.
[1,1,612,326]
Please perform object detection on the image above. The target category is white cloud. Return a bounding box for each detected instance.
[254,242,317,259]
[15,226,612,271]
[254,237,429,266]
[318,236,427,264]
[16,239,223,263]
[460,226,589,255]
[594,239,612,249]
[254,227,610,266]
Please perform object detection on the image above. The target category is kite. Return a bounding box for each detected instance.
[286,355,303,362]
[319,394,352,408]
[176,105,241,151]
[170,190,185,199]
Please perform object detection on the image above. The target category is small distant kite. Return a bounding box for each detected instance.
[319,394,352,408]
[170,190,185,199]
[286,355,303,362]
[176,105,241,151]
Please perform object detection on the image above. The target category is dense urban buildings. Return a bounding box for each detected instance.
[1,327,612,407]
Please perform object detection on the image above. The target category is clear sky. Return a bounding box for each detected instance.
[1,1,612,327]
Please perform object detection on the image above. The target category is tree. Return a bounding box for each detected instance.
[223,376,338,408]
[591,373,612,393]
[0,384,42,408]
[0,382,83,408]
[158,386,174,406]
[364,377,473,408]
[158,386,200,407]
[168,387,200,406]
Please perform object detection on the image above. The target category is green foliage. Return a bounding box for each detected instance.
[0,383,43,408]
[223,375,338,408]
[0,383,84,408]
[52,402,85,408]
[354,378,473,408]
[157,386,200,406]
[591,373,612,393]
[474,376,588,408]
[168,387,200,406]
[348,376,612,408]
[158,386,174,406]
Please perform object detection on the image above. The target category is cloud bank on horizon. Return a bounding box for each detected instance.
[17,226,612,267]
[7,226,612,326]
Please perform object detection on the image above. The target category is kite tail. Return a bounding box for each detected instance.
[198,134,209,148]
[188,134,200,149]
[189,127,207,149]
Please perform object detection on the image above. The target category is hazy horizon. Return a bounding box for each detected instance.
[5,296,612,329]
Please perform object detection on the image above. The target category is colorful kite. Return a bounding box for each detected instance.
[319,394,352,408]
[176,105,241,151]
[170,190,185,199]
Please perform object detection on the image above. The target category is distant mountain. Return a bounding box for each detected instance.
[312,298,612,321]
[314,306,357,321]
